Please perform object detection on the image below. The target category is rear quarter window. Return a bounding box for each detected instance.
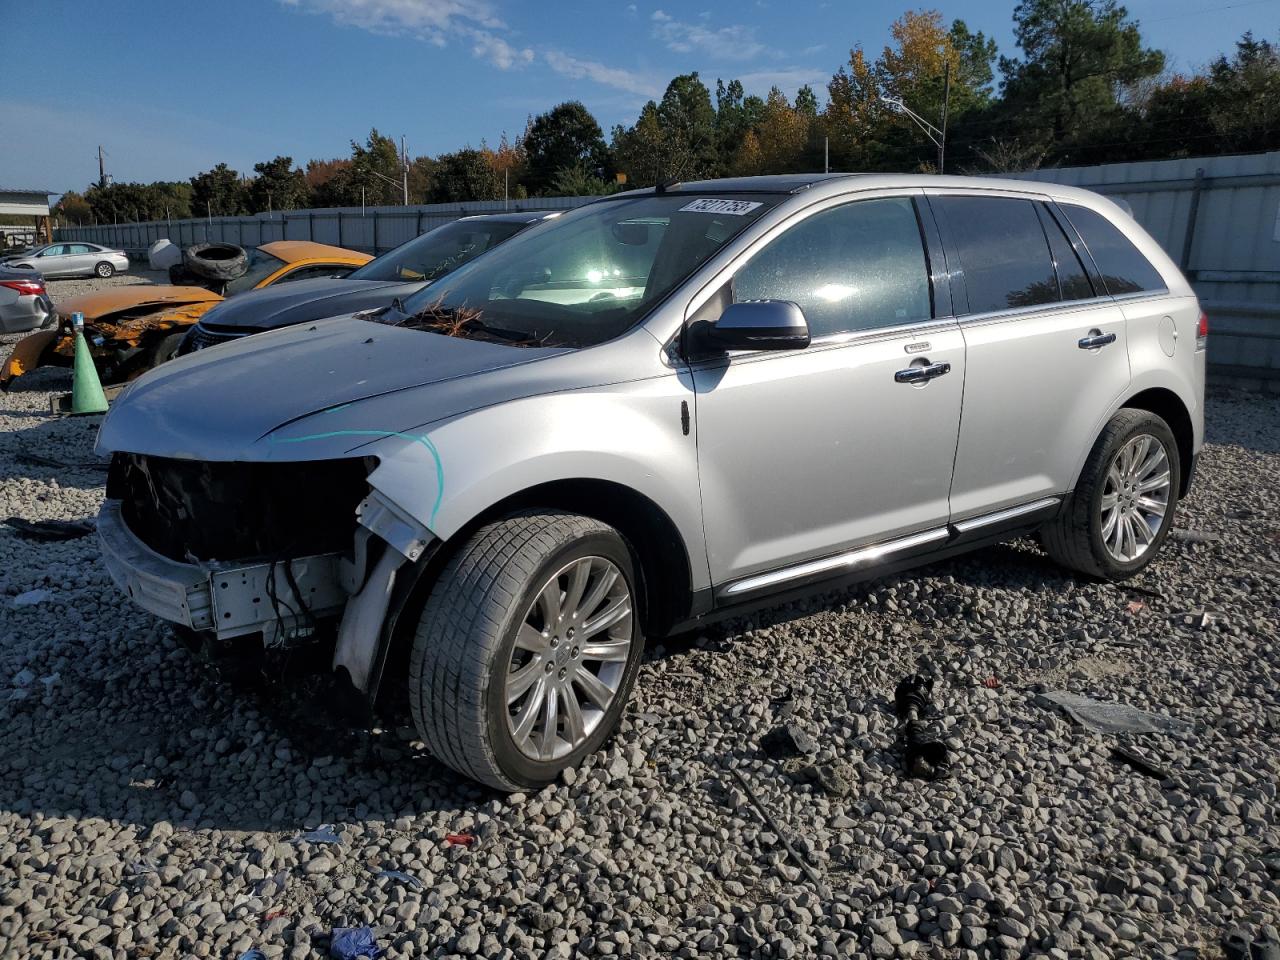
[1061,204,1166,296]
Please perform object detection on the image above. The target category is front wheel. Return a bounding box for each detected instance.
[95,262,115,278]
[1042,408,1180,580]
[409,511,644,790]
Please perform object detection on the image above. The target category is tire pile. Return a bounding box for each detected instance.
[168,243,250,291]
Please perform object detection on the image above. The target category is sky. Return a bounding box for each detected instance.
[0,0,1272,196]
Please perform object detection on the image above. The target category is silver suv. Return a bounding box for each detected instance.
[96,174,1205,789]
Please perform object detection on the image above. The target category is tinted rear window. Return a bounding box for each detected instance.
[1061,204,1166,295]
[1036,204,1094,301]
[934,196,1058,313]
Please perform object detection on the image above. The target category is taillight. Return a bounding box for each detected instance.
[1196,311,1208,350]
[0,279,45,297]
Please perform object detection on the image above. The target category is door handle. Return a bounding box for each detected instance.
[1078,332,1117,349]
[895,361,951,384]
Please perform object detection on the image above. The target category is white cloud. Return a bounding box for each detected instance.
[279,0,502,44]
[650,9,765,61]
[463,27,534,69]
[543,51,660,98]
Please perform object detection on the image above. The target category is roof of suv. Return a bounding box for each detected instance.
[615,172,1118,210]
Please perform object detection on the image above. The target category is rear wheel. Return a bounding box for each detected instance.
[1042,408,1180,580]
[409,511,644,790]
[95,262,115,278]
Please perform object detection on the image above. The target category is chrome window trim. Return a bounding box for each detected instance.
[956,295,1117,328]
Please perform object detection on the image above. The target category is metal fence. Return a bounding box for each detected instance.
[56,195,597,258]
[56,150,1280,386]
[1012,150,1280,388]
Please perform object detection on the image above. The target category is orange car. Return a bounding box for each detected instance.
[1,240,372,388]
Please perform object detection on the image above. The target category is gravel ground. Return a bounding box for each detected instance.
[0,273,1278,960]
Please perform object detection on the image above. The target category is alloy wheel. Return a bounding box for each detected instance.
[505,555,633,761]
[1100,433,1172,563]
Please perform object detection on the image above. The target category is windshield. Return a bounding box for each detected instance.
[385,193,777,348]
[223,248,287,296]
[350,219,529,283]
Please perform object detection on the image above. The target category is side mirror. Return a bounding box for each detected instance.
[706,300,810,351]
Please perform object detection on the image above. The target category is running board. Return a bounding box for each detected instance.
[717,496,1062,601]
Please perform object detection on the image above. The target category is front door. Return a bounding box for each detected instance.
[928,193,1132,519]
[691,195,965,592]
[37,244,71,277]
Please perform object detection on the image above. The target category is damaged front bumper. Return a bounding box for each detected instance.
[97,498,350,643]
[98,486,438,700]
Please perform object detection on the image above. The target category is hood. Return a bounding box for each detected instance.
[96,314,571,461]
[198,277,422,333]
[61,285,223,321]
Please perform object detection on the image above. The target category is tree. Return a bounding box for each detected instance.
[248,155,310,213]
[350,128,404,206]
[549,162,621,197]
[657,73,718,179]
[426,148,503,202]
[714,79,766,175]
[867,11,1000,170]
[822,48,887,171]
[85,181,192,223]
[190,163,248,217]
[999,0,1164,158]
[733,88,811,175]
[54,191,92,225]
[523,102,608,195]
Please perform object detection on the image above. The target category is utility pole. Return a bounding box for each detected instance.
[401,135,409,206]
[824,137,829,174]
[938,61,951,175]
[98,145,106,189]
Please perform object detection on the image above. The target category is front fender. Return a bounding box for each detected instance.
[361,376,711,593]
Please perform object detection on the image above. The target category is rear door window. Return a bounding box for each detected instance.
[1036,204,1094,301]
[933,196,1058,313]
[1060,204,1166,295]
[732,196,932,337]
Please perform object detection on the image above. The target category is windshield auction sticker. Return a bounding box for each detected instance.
[678,198,764,216]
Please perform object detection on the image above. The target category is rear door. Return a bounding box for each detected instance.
[691,194,966,594]
[68,244,97,274]
[929,192,1130,520]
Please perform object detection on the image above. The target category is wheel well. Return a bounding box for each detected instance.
[461,479,695,637]
[1122,388,1194,496]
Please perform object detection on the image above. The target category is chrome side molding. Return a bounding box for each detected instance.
[951,497,1061,534]
[720,526,951,598]
[718,496,1062,601]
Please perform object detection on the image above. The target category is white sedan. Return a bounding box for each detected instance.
[4,242,130,279]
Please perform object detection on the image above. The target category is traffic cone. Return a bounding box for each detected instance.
[70,312,109,415]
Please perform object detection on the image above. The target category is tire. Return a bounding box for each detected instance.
[95,262,114,278]
[148,332,186,368]
[409,510,645,790]
[182,243,248,282]
[1042,408,1180,580]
